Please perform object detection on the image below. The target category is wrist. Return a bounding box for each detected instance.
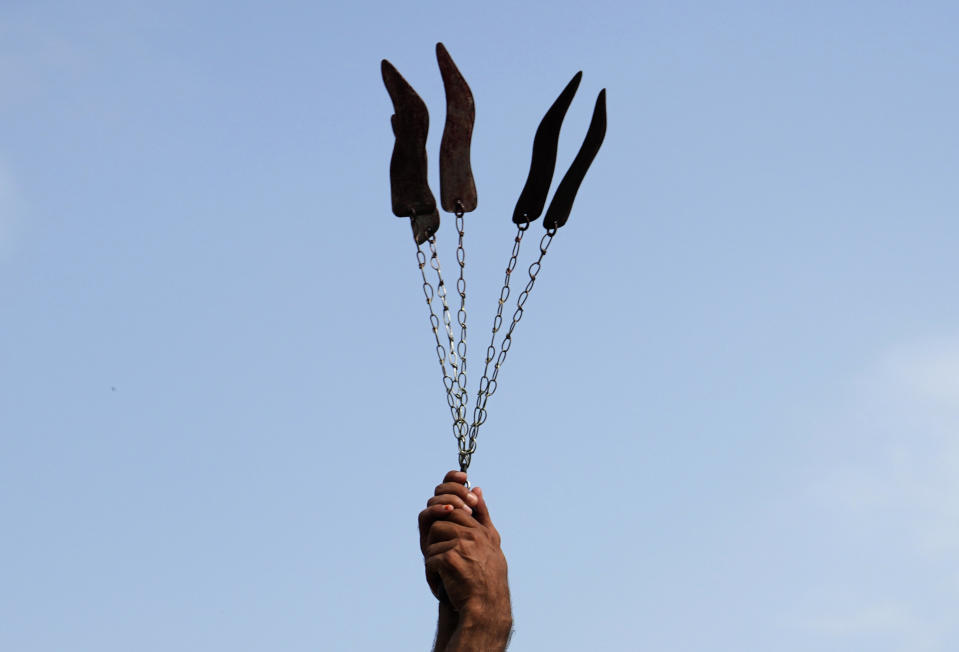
[434,601,459,651]
[447,611,513,652]
[459,598,513,638]
[438,601,459,630]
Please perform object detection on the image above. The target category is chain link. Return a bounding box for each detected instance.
[459,224,557,471]
[415,222,470,454]
[414,214,557,474]
[427,236,461,379]
[452,205,470,456]
[415,238,461,431]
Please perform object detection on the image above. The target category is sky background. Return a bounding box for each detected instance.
[2,1,958,650]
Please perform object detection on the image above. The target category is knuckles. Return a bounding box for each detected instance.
[434,482,469,501]
[420,476,506,604]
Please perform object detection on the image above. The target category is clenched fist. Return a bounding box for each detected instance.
[418,470,512,652]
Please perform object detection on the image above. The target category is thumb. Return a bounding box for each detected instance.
[470,486,494,527]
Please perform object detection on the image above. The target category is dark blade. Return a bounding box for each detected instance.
[512,71,582,224]
[543,89,606,230]
[436,42,477,214]
[382,59,438,222]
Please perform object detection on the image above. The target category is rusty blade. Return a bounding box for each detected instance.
[436,42,477,214]
[382,59,438,225]
[512,71,582,224]
[543,89,607,230]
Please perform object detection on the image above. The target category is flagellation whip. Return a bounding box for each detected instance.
[382,43,607,485]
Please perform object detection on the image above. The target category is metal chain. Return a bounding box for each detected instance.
[425,233,470,449]
[415,214,557,474]
[464,224,525,469]
[415,238,460,430]
[427,236,460,375]
[452,205,470,455]
[461,224,557,471]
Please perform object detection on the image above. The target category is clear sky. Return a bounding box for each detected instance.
[2,1,958,650]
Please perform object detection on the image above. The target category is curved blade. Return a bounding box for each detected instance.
[543,89,606,230]
[512,71,582,224]
[382,59,438,225]
[436,43,477,214]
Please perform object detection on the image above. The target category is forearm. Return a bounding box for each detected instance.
[444,602,513,652]
[421,476,511,651]
[433,602,458,652]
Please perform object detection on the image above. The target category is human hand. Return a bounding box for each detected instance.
[418,470,512,649]
[418,470,476,600]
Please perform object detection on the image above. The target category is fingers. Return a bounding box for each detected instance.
[418,499,478,551]
[419,503,455,530]
[443,469,468,484]
[429,472,489,529]
[424,538,458,557]
[428,493,472,515]
[470,486,494,528]
[421,471,482,606]
[418,503,455,551]
[426,508,477,542]
[434,476,475,505]
[436,471,478,503]
[419,471,484,553]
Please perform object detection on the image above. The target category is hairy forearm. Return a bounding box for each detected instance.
[433,602,458,652]
[421,475,512,651]
[444,602,513,652]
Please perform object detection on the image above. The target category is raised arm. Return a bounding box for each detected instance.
[418,470,512,651]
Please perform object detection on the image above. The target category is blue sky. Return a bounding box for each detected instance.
[2,2,958,650]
